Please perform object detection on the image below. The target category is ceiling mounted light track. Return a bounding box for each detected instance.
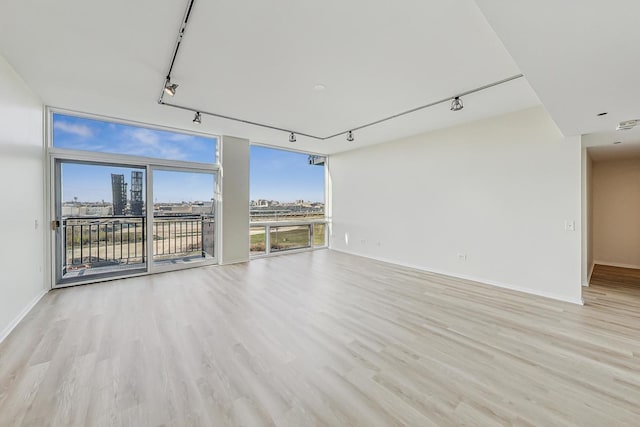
[157,0,524,141]
[158,0,195,103]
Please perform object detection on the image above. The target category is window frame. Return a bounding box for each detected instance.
[248,142,330,258]
[45,107,221,288]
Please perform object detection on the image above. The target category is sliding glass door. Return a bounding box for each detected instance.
[53,160,218,286]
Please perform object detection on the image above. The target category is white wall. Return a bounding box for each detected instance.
[592,158,640,269]
[0,55,46,341]
[581,149,594,285]
[587,153,594,282]
[220,135,250,264]
[330,106,583,304]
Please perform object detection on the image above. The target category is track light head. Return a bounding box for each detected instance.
[346,131,354,142]
[450,96,464,111]
[164,81,178,96]
[289,132,297,143]
[193,112,201,125]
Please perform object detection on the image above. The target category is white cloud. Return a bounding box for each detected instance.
[168,133,196,142]
[169,133,214,154]
[54,121,93,137]
[122,128,189,160]
[130,128,158,144]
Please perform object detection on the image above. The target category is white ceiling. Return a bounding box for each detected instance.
[475,0,640,147]
[1,1,638,155]
[0,0,540,154]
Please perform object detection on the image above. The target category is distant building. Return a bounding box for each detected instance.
[111,174,127,215]
[62,205,112,217]
[155,204,192,214]
[192,201,215,215]
[130,171,144,215]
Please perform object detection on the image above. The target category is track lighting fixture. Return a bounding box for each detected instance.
[450,96,464,111]
[159,0,524,141]
[164,80,178,96]
[193,112,201,124]
[346,131,354,142]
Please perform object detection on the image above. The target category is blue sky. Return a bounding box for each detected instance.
[61,164,215,204]
[249,146,324,202]
[53,113,216,163]
[54,114,325,203]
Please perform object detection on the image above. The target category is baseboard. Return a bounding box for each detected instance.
[0,289,47,345]
[330,248,584,305]
[220,257,250,265]
[593,260,640,270]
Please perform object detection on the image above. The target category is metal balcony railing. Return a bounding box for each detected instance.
[62,215,214,275]
[152,215,215,261]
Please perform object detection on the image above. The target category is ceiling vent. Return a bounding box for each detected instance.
[617,120,639,131]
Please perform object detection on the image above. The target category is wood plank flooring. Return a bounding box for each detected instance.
[590,263,640,289]
[1,250,639,426]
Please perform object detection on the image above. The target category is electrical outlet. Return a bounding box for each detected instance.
[457,253,467,261]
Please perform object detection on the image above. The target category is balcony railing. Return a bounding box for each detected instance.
[153,215,214,261]
[250,220,327,256]
[62,215,214,276]
[249,209,325,222]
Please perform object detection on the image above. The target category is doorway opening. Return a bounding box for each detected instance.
[584,145,640,292]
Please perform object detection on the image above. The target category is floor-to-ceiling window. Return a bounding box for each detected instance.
[49,110,219,287]
[249,145,327,256]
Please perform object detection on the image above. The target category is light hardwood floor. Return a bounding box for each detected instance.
[1,250,639,426]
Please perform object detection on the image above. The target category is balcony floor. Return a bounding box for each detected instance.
[61,254,213,283]
[1,250,639,426]
[62,262,145,280]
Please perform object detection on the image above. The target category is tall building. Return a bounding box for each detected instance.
[130,171,143,215]
[111,174,127,215]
